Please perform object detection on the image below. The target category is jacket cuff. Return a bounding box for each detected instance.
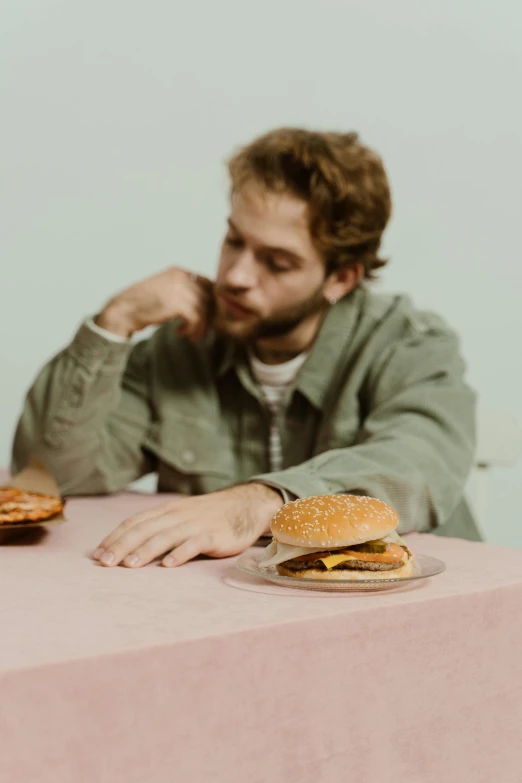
[68,321,131,373]
[85,316,129,344]
[251,468,338,500]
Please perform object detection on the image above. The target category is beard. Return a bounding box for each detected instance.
[214,283,327,343]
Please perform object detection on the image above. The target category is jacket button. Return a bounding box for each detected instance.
[182,449,196,465]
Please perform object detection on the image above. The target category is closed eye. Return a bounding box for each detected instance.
[225,235,244,249]
[259,253,293,273]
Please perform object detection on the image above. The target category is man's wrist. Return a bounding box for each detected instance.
[246,482,285,535]
[94,301,136,339]
[248,481,285,507]
[226,482,284,536]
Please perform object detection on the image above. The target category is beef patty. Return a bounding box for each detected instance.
[282,557,403,572]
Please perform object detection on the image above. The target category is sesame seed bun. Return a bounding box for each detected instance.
[270,494,399,549]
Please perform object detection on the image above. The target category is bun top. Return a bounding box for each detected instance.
[270,494,399,548]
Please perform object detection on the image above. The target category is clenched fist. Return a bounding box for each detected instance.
[95,266,214,340]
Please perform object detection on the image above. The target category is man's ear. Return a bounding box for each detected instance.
[324,263,364,304]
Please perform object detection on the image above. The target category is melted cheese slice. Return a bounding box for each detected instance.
[257,531,407,569]
[317,553,358,569]
[317,547,406,569]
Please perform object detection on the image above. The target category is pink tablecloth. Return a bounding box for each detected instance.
[1,488,522,783]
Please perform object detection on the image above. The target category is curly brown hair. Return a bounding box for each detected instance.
[228,128,392,280]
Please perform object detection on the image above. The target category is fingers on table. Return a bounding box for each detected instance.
[95,514,170,566]
[98,519,200,568]
[162,535,209,568]
[123,523,201,568]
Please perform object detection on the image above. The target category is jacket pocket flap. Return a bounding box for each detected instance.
[144,416,234,477]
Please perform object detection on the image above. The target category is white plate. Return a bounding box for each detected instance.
[236,552,446,593]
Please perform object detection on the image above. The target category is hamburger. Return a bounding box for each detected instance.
[258,494,413,580]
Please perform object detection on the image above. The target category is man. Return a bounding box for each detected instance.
[12,128,478,569]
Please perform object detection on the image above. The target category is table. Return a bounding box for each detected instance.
[1,486,522,783]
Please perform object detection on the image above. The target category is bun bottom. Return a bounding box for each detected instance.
[276,555,414,581]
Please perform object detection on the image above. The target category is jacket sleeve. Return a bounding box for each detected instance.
[252,328,476,533]
[11,322,155,495]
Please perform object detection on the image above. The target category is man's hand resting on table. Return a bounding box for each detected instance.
[92,483,284,568]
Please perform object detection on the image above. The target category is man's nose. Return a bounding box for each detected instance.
[225,251,258,289]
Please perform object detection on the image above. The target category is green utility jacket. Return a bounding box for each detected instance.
[12,288,480,540]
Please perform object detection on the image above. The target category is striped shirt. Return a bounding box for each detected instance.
[249,351,309,472]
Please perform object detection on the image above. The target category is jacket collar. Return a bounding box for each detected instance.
[214,288,364,409]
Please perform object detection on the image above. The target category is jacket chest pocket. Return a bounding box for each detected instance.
[145,416,237,494]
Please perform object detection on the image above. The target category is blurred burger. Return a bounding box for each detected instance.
[259,494,413,580]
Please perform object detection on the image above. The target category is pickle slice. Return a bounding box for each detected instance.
[350,540,387,554]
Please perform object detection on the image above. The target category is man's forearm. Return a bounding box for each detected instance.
[253,327,476,534]
[11,322,133,492]
[251,404,475,534]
